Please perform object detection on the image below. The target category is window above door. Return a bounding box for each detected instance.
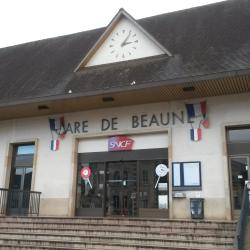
[227,126,250,155]
[17,145,35,155]
[227,127,250,143]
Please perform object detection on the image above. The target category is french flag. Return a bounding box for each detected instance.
[50,139,59,151]
[190,128,202,141]
[186,101,207,118]
[49,117,66,138]
[49,117,66,131]
[49,118,61,131]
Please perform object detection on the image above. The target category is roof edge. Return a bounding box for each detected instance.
[0,67,249,109]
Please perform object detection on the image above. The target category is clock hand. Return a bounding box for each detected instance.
[121,30,131,47]
[122,41,133,46]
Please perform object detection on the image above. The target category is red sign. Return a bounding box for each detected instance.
[80,166,91,179]
[108,136,134,152]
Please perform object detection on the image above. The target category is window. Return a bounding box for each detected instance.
[17,145,35,155]
[10,143,35,191]
[142,170,148,185]
[227,127,250,155]
[227,127,250,143]
[172,161,201,190]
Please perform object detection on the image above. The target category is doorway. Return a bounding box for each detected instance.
[229,157,249,210]
[75,162,105,216]
[7,144,34,215]
[106,161,137,216]
[227,126,250,218]
[76,148,169,218]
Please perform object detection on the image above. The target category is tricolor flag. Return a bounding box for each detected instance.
[190,128,202,141]
[49,118,62,131]
[50,139,59,151]
[202,118,209,129]
[185,101,207,119]
[49,117,66,138]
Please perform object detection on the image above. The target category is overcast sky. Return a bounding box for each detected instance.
[0,0,226,49]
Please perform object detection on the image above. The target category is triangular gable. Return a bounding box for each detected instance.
[75,8,172,71]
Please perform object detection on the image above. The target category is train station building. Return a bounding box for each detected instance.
[0,0,249,220]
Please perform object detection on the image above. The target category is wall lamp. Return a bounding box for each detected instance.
[38,105,49,110]
[102,97,114,102]
[182,86,195,92]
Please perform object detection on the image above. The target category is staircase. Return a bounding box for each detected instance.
[0,216,236,250]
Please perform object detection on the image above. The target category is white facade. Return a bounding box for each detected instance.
[1,92,250,219]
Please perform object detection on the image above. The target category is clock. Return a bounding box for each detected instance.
[155,164,169,177]
[108,29,139,59]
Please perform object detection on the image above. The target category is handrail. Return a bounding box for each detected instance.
[234,183,250,250]
[0,188,41,216]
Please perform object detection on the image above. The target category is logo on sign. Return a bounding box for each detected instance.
[108,136,134,152]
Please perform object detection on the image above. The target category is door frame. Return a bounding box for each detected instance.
[105,160,138,217]
[76,155,169,218]
[4,141,38,215]
[228,155,250,215]
[72,129,171,217]
[75,162,106,217]
[4,139,38,191]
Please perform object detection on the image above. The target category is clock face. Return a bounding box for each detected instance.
[155,164,169,177]
[108,29,139,59]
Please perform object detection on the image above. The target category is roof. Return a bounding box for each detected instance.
[0,0,250,107]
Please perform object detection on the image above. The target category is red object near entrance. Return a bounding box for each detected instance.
[80,166,91,179]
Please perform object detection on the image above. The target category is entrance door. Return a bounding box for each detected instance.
[106,161,137,217]
[230,157,249,212]
[8,167,32,215]
[8,144,34,215]
[75,162,105,216]
[77,148,168,218]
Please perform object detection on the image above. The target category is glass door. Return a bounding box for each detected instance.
[106,161,137,217]
[229,156,249,210]
[138,160,168,218]
[9,167,32,214]
[76,162,105,216]
[8,144,34,215]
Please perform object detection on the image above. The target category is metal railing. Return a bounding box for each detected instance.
[234,183,250,250]
[0,188,41,216]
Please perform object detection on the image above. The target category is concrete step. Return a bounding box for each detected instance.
[0,230,234,245]
[0,232,234,249]
[0,216,236,229]
[0,237,234,250]
[0,216,236,250]
[0,243,233,250]
[0,226,235,241]
[0,221,236,236]
[0,221,235,234]
[0,218,236,231]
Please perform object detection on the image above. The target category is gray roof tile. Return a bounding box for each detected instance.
[0,0,249,105]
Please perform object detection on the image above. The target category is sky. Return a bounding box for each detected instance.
[0,0,226,49]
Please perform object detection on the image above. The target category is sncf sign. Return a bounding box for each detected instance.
[108,136,134,152]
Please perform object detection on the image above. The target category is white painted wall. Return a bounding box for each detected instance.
[0,92,249,218]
